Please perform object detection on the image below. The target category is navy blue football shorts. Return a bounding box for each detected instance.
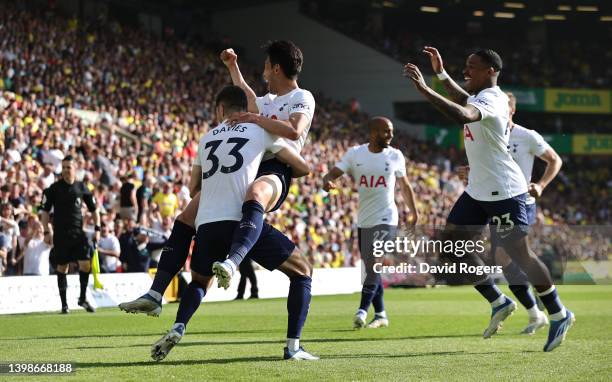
[447,191,530,245]
[489,201,536,253]
[191,220,295,276]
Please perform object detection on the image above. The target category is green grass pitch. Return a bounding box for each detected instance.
[1,285,611,381]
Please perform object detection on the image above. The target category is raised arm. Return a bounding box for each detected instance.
[221,49,259,113]
[423,46,470,106]
[404,63,481,124]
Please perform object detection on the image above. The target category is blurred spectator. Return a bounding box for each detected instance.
[97,222,121,273]
[119,174,137,221]
[136,175,154,223]
[152,182,179,219]
[20,220,51,276]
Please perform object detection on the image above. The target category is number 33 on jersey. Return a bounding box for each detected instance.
[193,121,287,226]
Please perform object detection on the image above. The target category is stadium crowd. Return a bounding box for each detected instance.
[0,4,608,277]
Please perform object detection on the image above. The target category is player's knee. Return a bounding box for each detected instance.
[292,252,313,277]
[246,179,274,204]
[190,270,213,290]
[56,264,69,274]
[503,237,530,260]
[494,247,512,267]
[78,261,91,273]
[278,251,312,278]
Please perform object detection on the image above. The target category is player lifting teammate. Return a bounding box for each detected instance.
[120,40,315,315]
[404,46,574,351]
[322,117,418,329]
[150,85,317,361]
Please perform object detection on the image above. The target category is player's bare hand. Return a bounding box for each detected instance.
[322,180,336,192]
[403,63,428,92]
[528,182,543,198]
[227,112,260,126]
[408,211,419,226]
[220,48,238,67]
[456,165,470,183]
[423,46,444,74]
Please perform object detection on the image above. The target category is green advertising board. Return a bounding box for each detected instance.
[424,125,609,155]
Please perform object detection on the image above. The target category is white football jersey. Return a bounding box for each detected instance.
[256,87,315,160]
[194,121,287,227]
[508,124,551,205]
[336,144,407,228]
[463,86,528,201]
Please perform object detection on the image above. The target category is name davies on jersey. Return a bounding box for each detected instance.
[212,124,248,135]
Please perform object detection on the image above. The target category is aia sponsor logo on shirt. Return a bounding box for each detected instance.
[359,175,387,188]
[464,125,474,141]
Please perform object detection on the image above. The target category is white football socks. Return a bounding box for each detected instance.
[287,338,300,352]
[491,295,507,308]
[526,306,541,319]
[147,290,163,303]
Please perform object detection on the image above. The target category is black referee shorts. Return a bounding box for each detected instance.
[50,229,92,267]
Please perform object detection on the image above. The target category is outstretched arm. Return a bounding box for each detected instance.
[423,46,470,106]
[221,49,259,113]
[404,63,481,124]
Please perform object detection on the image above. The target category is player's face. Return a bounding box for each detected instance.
[61,160,75,181]
[462,54,492,94]
[262,57,279,94]
[376,125,394,148]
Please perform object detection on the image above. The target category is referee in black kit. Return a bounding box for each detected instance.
[40,155,101,314]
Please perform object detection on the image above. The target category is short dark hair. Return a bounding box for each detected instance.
[263,40,303,80]
[473,49,503,72]
[62,155,74,162]
[215,85,248,113]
